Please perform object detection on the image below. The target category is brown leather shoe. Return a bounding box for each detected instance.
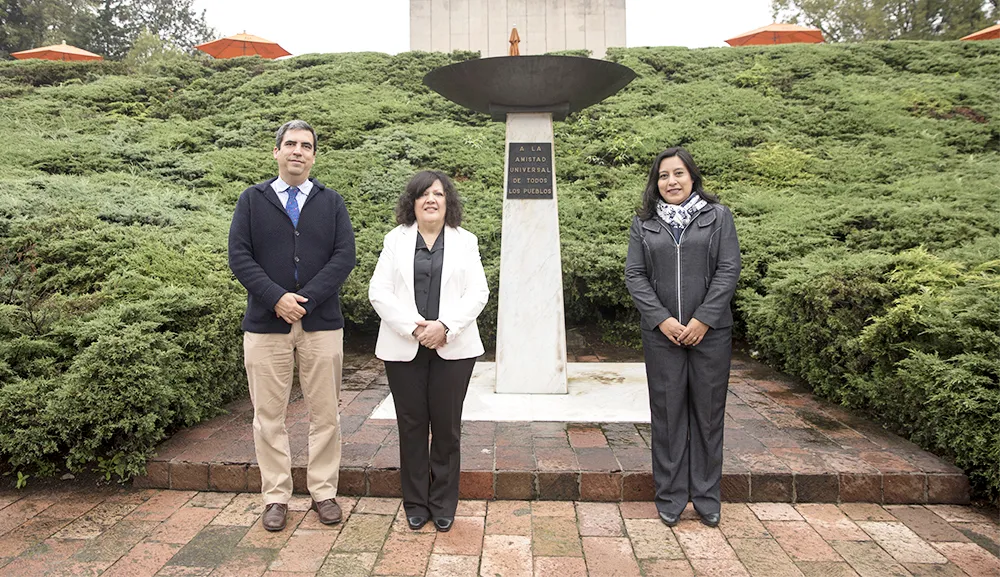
[262,503,287,532]
[311,498,342,525]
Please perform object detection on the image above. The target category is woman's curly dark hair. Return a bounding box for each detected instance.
[395,170,463,227]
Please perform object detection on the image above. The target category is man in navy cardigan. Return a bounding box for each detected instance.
[228,120,356,531]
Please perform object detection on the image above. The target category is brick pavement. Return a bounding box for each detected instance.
[0,488,996,576]
[136,344,970,505]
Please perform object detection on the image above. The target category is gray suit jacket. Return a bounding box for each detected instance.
[624,203,741,331]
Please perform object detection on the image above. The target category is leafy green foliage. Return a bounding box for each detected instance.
[742,246,1000,496]
[772,0,998,42]
[0,42,997,499]
[0,0,95,59]
[0,0,215,60]
[0,174,243,482]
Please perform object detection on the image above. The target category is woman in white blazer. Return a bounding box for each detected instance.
[368,170,489,533]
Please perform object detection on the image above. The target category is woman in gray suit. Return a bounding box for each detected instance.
[625,147,741,528]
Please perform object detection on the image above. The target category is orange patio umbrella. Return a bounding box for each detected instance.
[960,23,1000,41]
[509,26,520,56]
[195,32,291,59]
[725,23,824,46]
[11,42,102,61]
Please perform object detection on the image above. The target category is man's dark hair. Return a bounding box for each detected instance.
[638,147,719,220]
[275,120,318,151]
[395,170,463,228]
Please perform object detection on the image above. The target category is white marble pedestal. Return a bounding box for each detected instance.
[495,112,568,394]
[371,363,652,422]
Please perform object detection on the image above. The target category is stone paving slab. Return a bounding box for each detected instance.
[136,346,970,505]
[0,489,996,576]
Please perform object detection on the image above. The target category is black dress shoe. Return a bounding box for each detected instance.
[434,517,454,532]
[700,512,720,527]
[658,511,680,527]
[407,515,428,530]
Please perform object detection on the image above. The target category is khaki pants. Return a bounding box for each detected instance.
[244,324,343,504]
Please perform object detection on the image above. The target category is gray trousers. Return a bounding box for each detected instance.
[642,326,731,516]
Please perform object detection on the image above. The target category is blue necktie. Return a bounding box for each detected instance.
[285,186,300,228]
[285,187,300,282]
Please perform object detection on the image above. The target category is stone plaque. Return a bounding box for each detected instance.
[506,142,553,199]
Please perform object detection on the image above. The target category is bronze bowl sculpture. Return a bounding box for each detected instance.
[423,55,636,121]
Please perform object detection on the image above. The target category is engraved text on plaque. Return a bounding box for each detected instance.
[506,142,553,199]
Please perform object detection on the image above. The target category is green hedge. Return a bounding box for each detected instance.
[0,43,997,499]
[0,175,244,482]
[741,244,1000,495]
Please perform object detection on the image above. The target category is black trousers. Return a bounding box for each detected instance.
[642,326,731,517]
[384,346,476,519]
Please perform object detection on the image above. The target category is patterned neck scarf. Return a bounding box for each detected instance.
[656,193,707,231]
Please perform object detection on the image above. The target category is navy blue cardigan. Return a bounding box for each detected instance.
[228,178,356,333]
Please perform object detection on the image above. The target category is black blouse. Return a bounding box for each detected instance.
[414,231,444,320]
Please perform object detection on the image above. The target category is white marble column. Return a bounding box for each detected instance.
[496,113,568,394]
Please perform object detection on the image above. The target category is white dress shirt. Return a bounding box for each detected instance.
[271,177,313,211]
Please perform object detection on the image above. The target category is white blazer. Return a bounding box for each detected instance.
[369,224,489,362]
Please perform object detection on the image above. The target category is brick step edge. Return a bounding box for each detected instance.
[133,462,970,505]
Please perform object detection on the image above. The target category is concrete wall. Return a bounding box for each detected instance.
[410,0,626,58]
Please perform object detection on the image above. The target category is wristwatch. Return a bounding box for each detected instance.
[439,321,450,334]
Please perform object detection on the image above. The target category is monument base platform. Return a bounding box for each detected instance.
[135,351,971,505]
[371,362,650,422]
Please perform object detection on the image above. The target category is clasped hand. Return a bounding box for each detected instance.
[658,317,709,347]
[413,320,447,349]
[274,292,308,324]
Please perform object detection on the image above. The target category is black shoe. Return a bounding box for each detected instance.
[434,517,454,532]
[700,512,720,527]
[658,511,680,527]
[407,515,428,530]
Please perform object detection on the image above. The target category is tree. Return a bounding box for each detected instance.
[87,0,214,59]
[2,0,213,60]
[87,1,131,59]
[0,0,39,57]
[123,27,188,71]
[771,0,998,42]
[1,0,95,57]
